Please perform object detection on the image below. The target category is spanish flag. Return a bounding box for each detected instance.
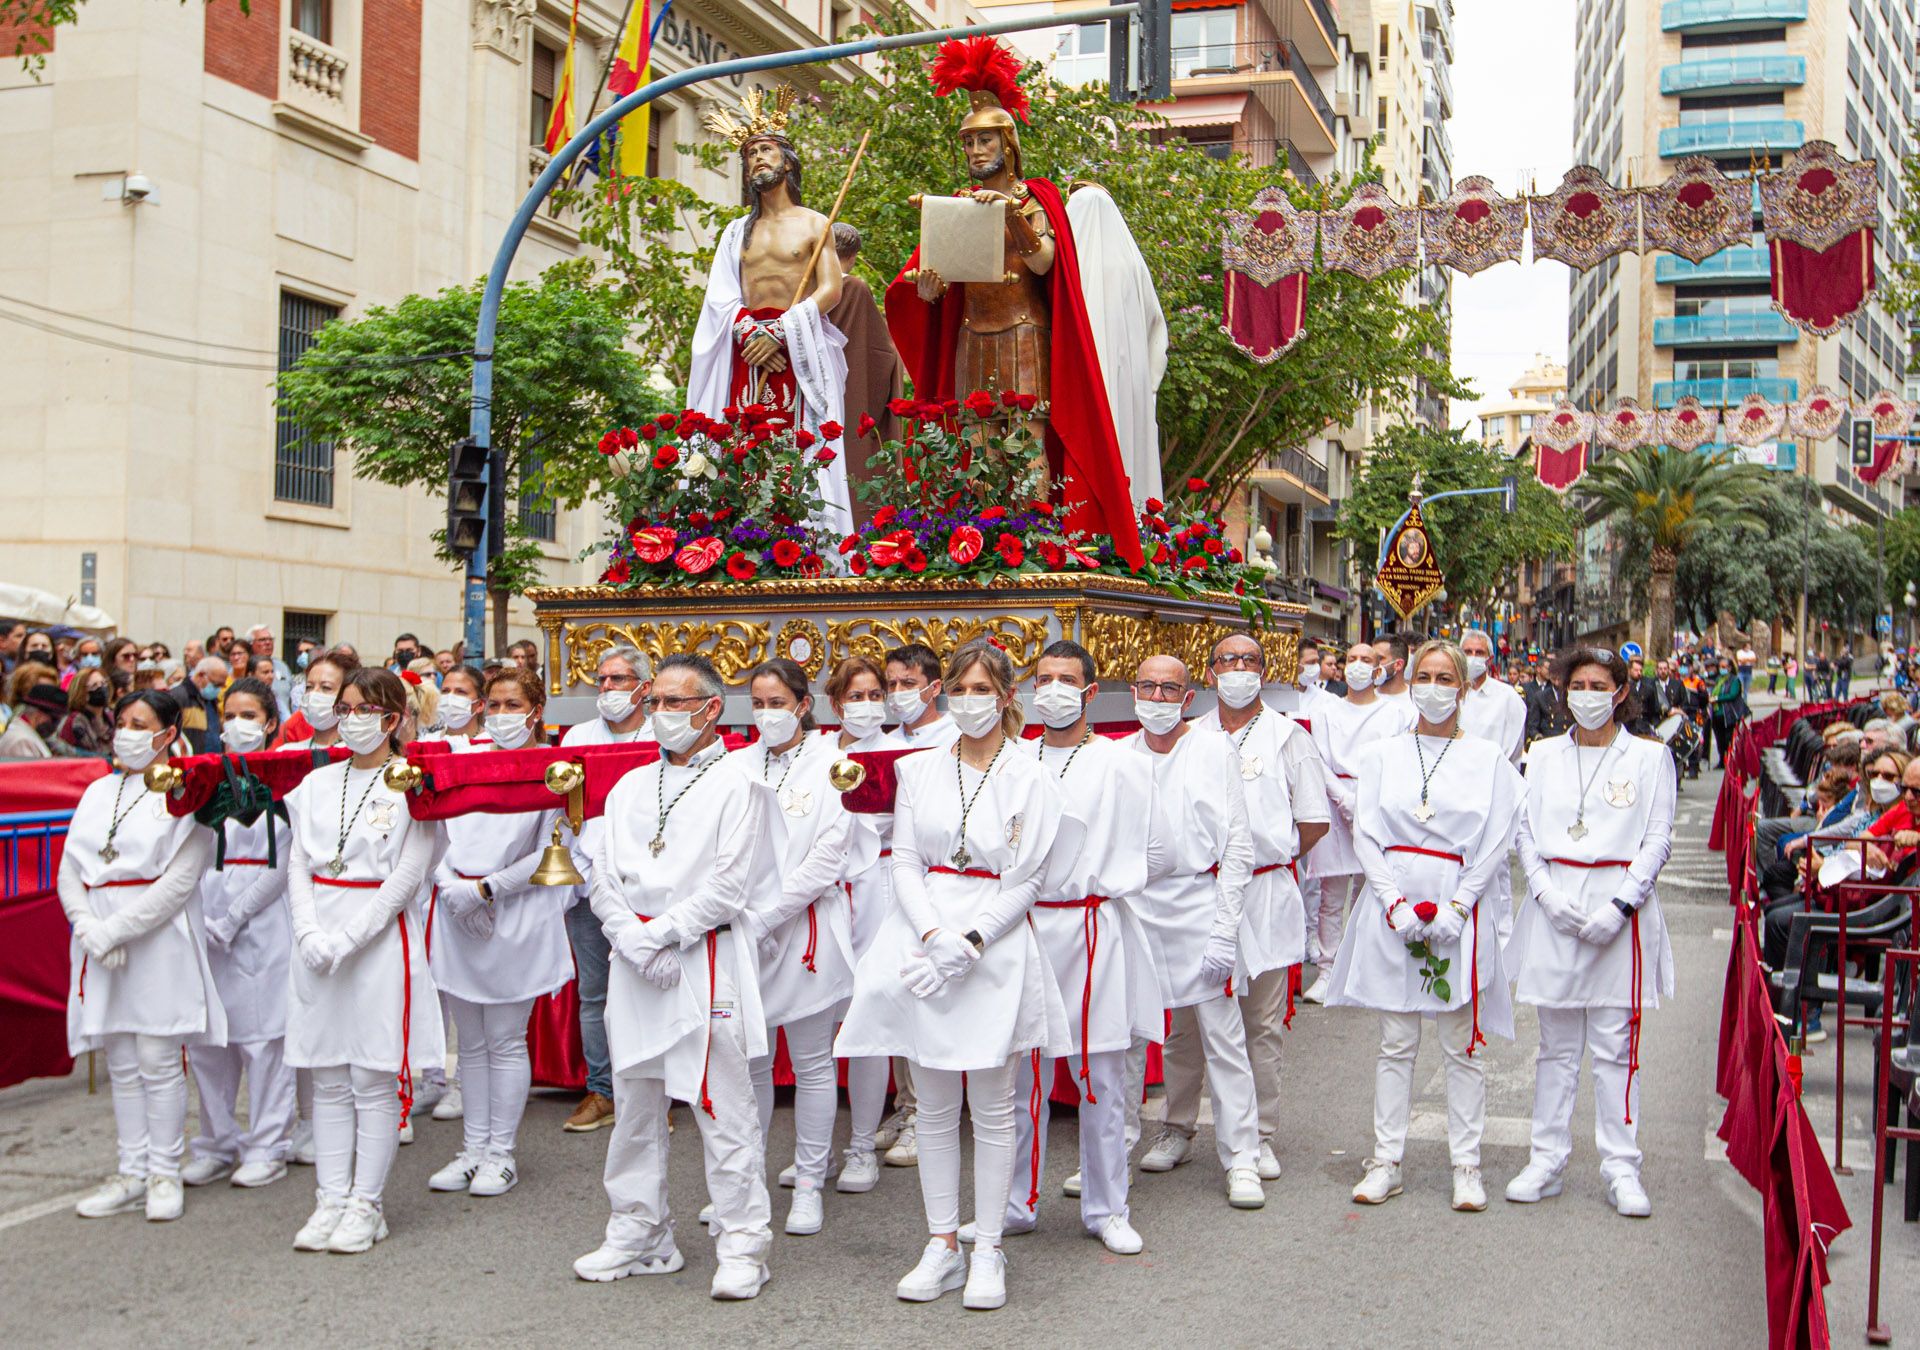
[607,0,660,177]
[541,0,579,155]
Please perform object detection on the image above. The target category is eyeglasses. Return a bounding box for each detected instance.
[332,704,391,721]
[1131,680,1188,701]
[1210,651,1265,671]
[595,673,642,690]
[643,694,712,713]
[1904,784,1920,798]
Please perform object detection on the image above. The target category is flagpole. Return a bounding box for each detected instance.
[580,0,641,133]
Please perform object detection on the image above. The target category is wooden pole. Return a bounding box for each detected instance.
[786,129,871,311]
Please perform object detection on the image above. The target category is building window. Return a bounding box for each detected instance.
[519,454,557,543]
[1378,23,1389,69]
[294,0,330,43]
[646,105,668,178]
[530,40,557,146]
[1170,9,1237,78]
[275,291,340,507]
[283,610,330,649]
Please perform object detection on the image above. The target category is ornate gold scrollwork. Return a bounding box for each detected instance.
[772,618,828,680]
[1081,612,1298,683]
[823,615,1052,678]
[562,619,772,687]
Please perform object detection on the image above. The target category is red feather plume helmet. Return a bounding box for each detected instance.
[929,36,1030,174]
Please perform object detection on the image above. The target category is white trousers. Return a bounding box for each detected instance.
[1299,874,1324,965]
[1011,1050,1129,1231]
[1153,995,1260,1172]
[601,965,771,1263]
[1123,1037,1149,1154]
[846,1053,890,1153]
[914,1057,1017,1246]
[1530,1005,1642,1182]
[1373,1008,1484,1168]
[749,1007,838,1188]
[1164,967,1288,1144]
[447,995,535,1159]
[105,1032,187,1179]
[189,1037,296,1165]
[311,1063,401,1203]
[1315,875,1360,967]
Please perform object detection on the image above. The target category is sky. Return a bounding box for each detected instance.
[1444,0,1577,428]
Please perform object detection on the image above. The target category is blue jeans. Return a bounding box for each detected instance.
[565,898,613,1098]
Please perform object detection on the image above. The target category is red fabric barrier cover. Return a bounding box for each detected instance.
[400,736,751,821]
[0,887,75,1090]
[157,747,349,818]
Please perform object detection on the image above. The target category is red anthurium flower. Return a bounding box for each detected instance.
[963,390,998,416]
[674,536,724,574]
[856,413,878,438]
[600,557,631,585]
[903,547,929,574]
[631,525,677,563]
[771,539,804,567]
[652,445,679,470]
[725,552,757,581]
[995,532,1024,567]
[819,420,843,441]
[1413,901,1439,924]
[872,505,899,530]
[795,428,816,449]
[869,534,908,568]
[1145,497,1165,514]
[815,448,837,465]
[978,506,1007,523]
[1187,477,1209,492]
[948,525,984,565]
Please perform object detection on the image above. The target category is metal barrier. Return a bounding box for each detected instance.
[0,809,74,898]
[1868,947,1920,1343]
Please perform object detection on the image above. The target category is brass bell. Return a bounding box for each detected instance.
[828,757,867,793]
[529,820,586,888]
[144,762,184,794]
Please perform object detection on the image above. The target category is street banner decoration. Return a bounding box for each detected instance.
[1532,402,1592,494]
[1527,164,1638,270]
[1658,397,1720,452]
[1761,141,1878,337]
[1786,386,1846,442]
[1220,186,1314,363]
[1418,175,1525,275]
[1376,504,1445,621]
[1726,392,1787,449]
[1860,390,1920,484]
[1316,182,1418,279]
[1639,157,1751,263]
[1595,397,1656,452]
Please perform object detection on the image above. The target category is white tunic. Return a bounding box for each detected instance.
[590,739,775,1101]
[1510,730,1677,1009]
[559,714,655,911]
[1304,695,1413,878]
[839,726,904,958]
[1460,677,1528,766]
[1198,704,1332,974]
[284,760,445,1075]
[895,713,959,750]
[432,792,570,1006]
[1325,733,1523,1034]
[1021,732,1165,1055]
[197,812,292,1043]
[1123,725,1255,1008]
[834,744,1070,1072]
[60,771,225,1052]
[732,731,866,1027]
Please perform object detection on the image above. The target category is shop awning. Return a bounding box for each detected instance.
[1160,92,1251,128]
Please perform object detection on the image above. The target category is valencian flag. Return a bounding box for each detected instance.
[541,0,580,155]
[607,0,668,177]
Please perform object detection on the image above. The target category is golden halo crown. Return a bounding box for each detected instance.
[701,85,799,151]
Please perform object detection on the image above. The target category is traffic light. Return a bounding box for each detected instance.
[447,436,488,556]
[1108,0,1171,104]
[1851,418,1875,467]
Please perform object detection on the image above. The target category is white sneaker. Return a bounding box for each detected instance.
[785,1184,824,1236]
[962,1245,1007,1311]
[778,1162,796,1188]
[1351,1158,1403,1205]
[1139,1130,1192,1173]
[572,1242,685,1281]
[1302,971,1332,1005]
[837,1148,879,1193]
[1504,1163,1564,1204]
[710,1255,770,1301]
[431,1082,464,1121]
[957,1216,1034,1243]
[429,1151,484,1193]
[883,1119,919,1167]
[290,1119,317,1166]
[76,1174,147,1219]
[326,1197,388,1253]
[1062,1170,1082,1198]
[468,1156,517,1197]
[397,1118,414,1146]
[232,1159,287,1188]
[1255,1140,1282,1181]
[896,1237,968,1302]
[1226,1166,1265,1210]
[1608,1174,1652,1218]
[698,1202,714,1225]
[293,1193,347,1251]
[1096,1214,1143,1254]
[181,1156,235,1187]
[1451,1165,1488,1212]
[875,1108,910,1151]
[144,1175,184,1222]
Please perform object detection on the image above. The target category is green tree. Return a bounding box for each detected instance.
[1334,424,1580,613]
[275,274,667,649]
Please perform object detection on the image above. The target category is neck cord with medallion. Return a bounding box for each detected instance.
[764,734,814,816]
[1568,735,1621,841]
[1410,729,1456,823]
[99,772,150,863]
[652,751,722,857]
[329,755,392,877]
[1040,728,1094,780]
[950,737,1007,870]
[763,735,803,796]
[1233,706,1266,780]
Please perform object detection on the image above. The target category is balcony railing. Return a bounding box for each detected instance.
[1654,245,1771,284]
[1226,137,1320,184]
[1303,0,1339,47]
[1173,40,1334,131]
[287,29,349,108]
[1661,0,1808,31]
[1658,119,1804,158]
[1651,376,1798,407]
[1653,311,1800,345]
[1659,54,1807,95]
[1258,447,1329,495]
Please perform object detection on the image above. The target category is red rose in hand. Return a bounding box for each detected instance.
[819,420,843,441]
[631,525,678,563]
[963,390,998,416]
[600,557,631,585]
[995,532,1024,567]
[1412,901,1439,924]
[771,539,804,568]
[871,505,899,531]
[856,413,878,438]
[652,445,680,471]
[794,428,816,450]
[948,525,984,565]
[815,448,837,465]
[1187,477,1209,492]
[673,536,724,574]
[903,547,929,574]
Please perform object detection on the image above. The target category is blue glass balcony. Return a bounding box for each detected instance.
[1661,0,1808,33]
[1653,312,1800,345]
[1652,377,1798,407]
[1659,120,1804,157]
[1660,55,1806,95]
[1655,245,1771,284]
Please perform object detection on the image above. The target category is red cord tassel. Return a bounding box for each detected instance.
[1625,911,1642,1125]
[1026,1047,1043,1210]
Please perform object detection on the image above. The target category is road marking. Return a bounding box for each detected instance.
[0,1187,97,1234]
[1410,1110,1532,1148]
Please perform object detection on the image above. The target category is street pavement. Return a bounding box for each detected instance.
[0,759,1873,1349]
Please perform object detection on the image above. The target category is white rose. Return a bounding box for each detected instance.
[683,451,713,480]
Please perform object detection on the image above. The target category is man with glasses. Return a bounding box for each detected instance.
[556,645,656,1136]
[248,625,293,718]
[1181,634,1330,1183]
[1125,655,1265,1210]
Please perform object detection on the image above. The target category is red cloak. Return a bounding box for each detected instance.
[884,177,1144,570]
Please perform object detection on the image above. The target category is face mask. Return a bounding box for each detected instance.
[113,727,165,771]
[296,651,311,672]
[1134,698,1185,735]
[838,702,888,738]
[1033,681,1088,729]
[753,708,801,747]
[87,686,108,708]
[652,707,711,754]
[304,690,339,731]
[1299,666,1323,689]
[439,697,477,732]
[1343,660,1375,690]
[26,649,52,664]
[596,687,638,724]
[1216,670,1263,710]
[79,654,101,669]
[339,711,390,755]
[1410,684,1459,724]
[886,689,928,723]
[1870,777,1901,806]
[1466,655,1489,683]
[1567,690,1618,731]
[199,681,220,701]
[221,718,267,753]
[484,713,534,750]
[948,694,1002,738]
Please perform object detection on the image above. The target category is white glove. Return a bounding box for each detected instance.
[1197,931,1238,987]
[923,929,979,985]
[456,904,495,942]
[613,924,662,970]
[1536,888,1585,937]
[298,931,337,973]
[1579,901,1632,946]
[753,917,781,964]
[79,925,118,961]
[639,944,681,990]
[900,952,947,1000]
[1388,900,1428,946]
[99,947,128,971]
[70,913,97,945]
[440,880,486,918]
[203,911,238,950]
[1425,903,1467,948]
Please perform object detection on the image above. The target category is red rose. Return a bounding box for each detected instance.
[1413,901,1439,924]
[903,547,929,574]
[1228,547,1243,563]
[838,534,863,556]
[1181,555,1208,573]
[872,505,898,530]
[963,390,997,416]
[713,423,734,440]
[941,399,960,416]
[600,557,631,585]
[639,423,659,441]
[1028,500,1054,516]
[598,432,620,455]
[1187,477,1209,492]
[948,525,984,565]
[995,532,1024,567]
[631,525,677,563]
[730,445,750,463]
[1038,541,1065,568]
[1234,580,1246,595]
[887,397,916,417]
[688,511,709,528]
[673,536,724,574]
[723,404,740,420]
[618,427,639,448]
[819,420,843,441]
[725,552,757,581]
[794,429,816,449]
[1153,542,1172,565]
[652,445,680,470]
[849,553,869,576]
[1203,538,1225,556]
[1145,497,1165,513]
[655,412,677,429]
[856,413,878,438]
[815,448,837,465]
[978,506,1007,523]
[770,511,794,528]
[1000,390,1020,407]
[771,539,803,567]
[1013,393,1037,412]
[1148,515,1168,534]
[751,427,772,444]
[711,506,732,522]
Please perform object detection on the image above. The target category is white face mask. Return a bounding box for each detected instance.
[886,688,929,724]
[1134,698,1185,735]
[339,711,390,755]
[596,687,638,725]
[1344,660,1375,690]
[113,727,166,771]
[1567,689,1618,731]
[1299,666,1324,689]
[948,694,1002,738]
[1216,670,1263,710]
[651,706,710,754]
[1869,777,1901,806]
[1033,681,1088,729]
[1465,655,1489,683]
[484,712,534,750]
[754,708,801,747]
[838,701,887,738]
[439,697,477,732]
[1410,684,1459,724]
[304,689,339,731]
[221,718,268,753]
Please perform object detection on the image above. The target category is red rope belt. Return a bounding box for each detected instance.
[1027,1047,1044,1211]
[76,877,156,1002]
[1382,845,1482,1054]
[222,858,268,866]
[926,865,1001,879]
[1544,857,1640,1120]
[1035,895,1112,1102]
[312,875,412,1127]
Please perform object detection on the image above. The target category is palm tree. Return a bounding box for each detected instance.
[1582,445,1771,659]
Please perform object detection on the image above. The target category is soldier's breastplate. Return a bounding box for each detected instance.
[962,258,1049,334]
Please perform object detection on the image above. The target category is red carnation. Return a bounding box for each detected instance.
[838,534,863,556]
[652,445,680,470]
[979,506,1007,523]
[1153,542,1172,565]
[631,525,678,563]
[1413,901,1439,924]
[995,532,1024,567]
[1187,477,1209,492]
[815,448,837,465]
[674,536,724,574]
[849,553,869,576]
[795,429,816,450]
[1038,541,1066,568]
[725,551,757,581]
[963,390,997,416]
[399,668,422,687]
[856,413,878,438]
[1029,500,1054,516]
[1203,538,1225,556]
[600,557,632,585]
[948,525,984,565]
[887,397,916,417]
[799,553,823,579]
[872,505,899,530]
[903,547,929,574]
[819,420,843,441]
[771,539,804,567]
[1182,554,1208,573]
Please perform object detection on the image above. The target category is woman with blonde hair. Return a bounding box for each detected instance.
[835,640,1068,1311]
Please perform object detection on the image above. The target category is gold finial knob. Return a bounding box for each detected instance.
[143,762,184,794]
[544,760,586,795]
[828,758,867,793]
[383,757,424,793]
